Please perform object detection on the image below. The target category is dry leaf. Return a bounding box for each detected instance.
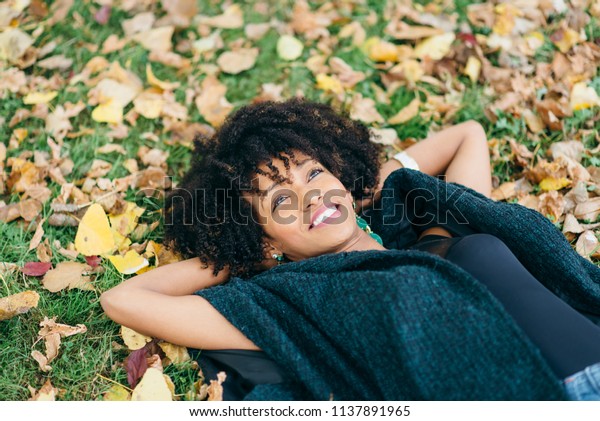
[195,75,233,127]
[388,98,420,124]
[28,379,58,401]
[132,26,174,52]
[350,94,384,124]
[570,82,600,111]
[159,342,190,364]
[74,203,116,256]
[23,91,58,105]
[108,250,149,274]
[315,73,344,95]
[575,230,600,259]
[31,316,87,372]
[207,371,227,401]
[103,384,131,401]
[91,98,123,124]
[42,261,94,292]
[121,326,152,351]
[131,368,173,401]
[197,4,243,29]
[0,28,34,62]
[277,35,303,61]
[217,48,258,74]
[0,290,40,321]
[414,33,455,60]
[28,218,45,252]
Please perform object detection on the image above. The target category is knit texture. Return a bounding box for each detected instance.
[195,169,600,400]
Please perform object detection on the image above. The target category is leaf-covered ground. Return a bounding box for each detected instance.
[1,0,599,401]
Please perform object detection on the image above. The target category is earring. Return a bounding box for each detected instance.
[353,201,383,245]
[272,253,285,265]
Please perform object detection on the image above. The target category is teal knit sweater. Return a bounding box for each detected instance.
[195,169,600,400]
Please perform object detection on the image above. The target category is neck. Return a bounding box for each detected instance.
[338,228,387,253]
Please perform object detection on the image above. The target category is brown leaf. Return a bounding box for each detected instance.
[207,371,227,401]
[28,218,46,252]
[31,316,87,372]
[195,75,233,127]
[216,48,258,74]
[42,262,94,293]
[388,98,420,125]
[28,379,58,401]
[0,291,40,321]
[574,197,600,222]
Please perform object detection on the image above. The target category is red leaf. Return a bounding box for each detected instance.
[22,262,52,277]
[125,347,148,388]
[457,32,477,47]
[85,256,101,268]
[94,5,111,25]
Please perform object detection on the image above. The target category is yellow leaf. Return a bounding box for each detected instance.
[463,56,481,83]
[109,202,145,237]
[108,250,149,275]
[570,82,600,111]
[539,177,571,192]
[0,290,39,321]
[75,204,116,256]
[315,73,343,95]
[103,384,131,401]
[120,325,152,350]
[277,35,303,61]
[23,91,58,105]
[414,33,455,60]
[388,98,420,125]
[111,229,132,253]
[159,342,191,364]
[91,98,123,124]
[131,368,173,401]
[12,128,28,143]
[552,27,581,54]
[146,64,180,91]
[365,37,398,62]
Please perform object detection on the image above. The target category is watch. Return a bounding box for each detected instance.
[391,151,420,171]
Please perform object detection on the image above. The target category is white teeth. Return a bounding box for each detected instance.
[312,206,337,228]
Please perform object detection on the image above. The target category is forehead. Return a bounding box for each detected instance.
[254,151,316,185]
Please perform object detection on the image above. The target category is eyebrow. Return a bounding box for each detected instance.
[261,158,313,204]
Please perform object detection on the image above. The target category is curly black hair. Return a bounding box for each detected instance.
[164,97,385,279]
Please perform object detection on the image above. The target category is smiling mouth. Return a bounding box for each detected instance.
[309,204,341,229]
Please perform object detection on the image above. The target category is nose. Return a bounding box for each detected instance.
[304,188,322,210]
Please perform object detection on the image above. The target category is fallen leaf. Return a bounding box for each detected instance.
[414,33,455,60]
[131,368,173,401]
[570,82,600,111]
[108,250,149,275]
[125,347,149,388]
[0,28,34,63]
[350,94,384,124]
[42,261,94,292]
[103,384,131,401]
[364,37,399,62]
[207,371,227,401]
[37,55,73,70]
[22,262,53,277]
[315,73,344,95]
[0,290,40,321]
[132,26,174,52]
[146,64,180,91]
[195,75,233,127]
[91,98,123,124]
[575,230,600,259]
[388,98,420,124]
[28,218,46,252]
[31,316,87,372]
[23,91,58,105]
[159,342,190,364]
[574,197,600,221]
[74,203,116,256]
[539,177,571,192]
[217,48,258,74]
[94,5,111,25]
[121,326,152,351]
[28,379,58,401]
[463,56,481,83]
[277,35,303,61]
[197,4,243,29]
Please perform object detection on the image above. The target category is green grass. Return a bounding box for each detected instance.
[1,0,600,401]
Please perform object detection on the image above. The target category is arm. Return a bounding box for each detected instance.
[359,120,492,210]
[100,258,261,350]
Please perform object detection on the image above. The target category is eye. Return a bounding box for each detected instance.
[272,194,288,210]
[309,167,323,180]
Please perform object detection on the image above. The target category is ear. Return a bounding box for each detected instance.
[261,239,283,260]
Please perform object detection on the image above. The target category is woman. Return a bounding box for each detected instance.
[100,98,600,400]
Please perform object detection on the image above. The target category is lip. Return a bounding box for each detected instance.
[309,203,341,229]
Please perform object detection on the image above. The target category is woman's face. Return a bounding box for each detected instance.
[246,151,379,263]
